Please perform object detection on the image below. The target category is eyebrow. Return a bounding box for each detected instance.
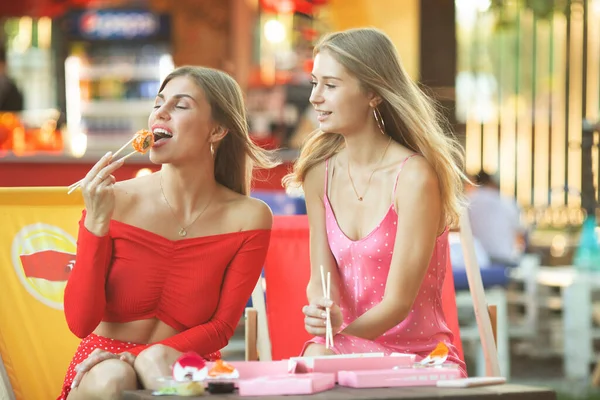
[156,93,197,103]
[311,74,342,81]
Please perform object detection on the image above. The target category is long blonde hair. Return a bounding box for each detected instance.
[161,66,280,196]
[283,28,467,226]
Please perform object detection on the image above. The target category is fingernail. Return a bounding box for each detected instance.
[327,300,333,307]
[321,312,326,318]
[105,151,112,158]
[71,383,76,389]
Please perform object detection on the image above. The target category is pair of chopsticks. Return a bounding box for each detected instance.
[67,136,138,195]
[319,265,334,349]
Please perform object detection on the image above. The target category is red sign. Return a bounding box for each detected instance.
[259,0,327,15]
[0,0,93,17]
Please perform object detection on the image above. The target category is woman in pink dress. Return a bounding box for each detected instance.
[284,28,468,376]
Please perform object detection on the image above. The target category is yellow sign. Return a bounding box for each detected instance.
[0,187,84,400]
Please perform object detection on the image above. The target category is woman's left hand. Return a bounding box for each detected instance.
[118,351,136,367]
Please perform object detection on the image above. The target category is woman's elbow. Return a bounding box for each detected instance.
[63,296,100,338]
[64,313,95,339]
[214,319,236,349]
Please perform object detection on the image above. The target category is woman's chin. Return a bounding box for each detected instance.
[320,125,335,134]
[149,151,167,165]
[320,126,343,135]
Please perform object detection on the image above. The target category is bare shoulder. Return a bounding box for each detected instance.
[396,155,440,198]
[112,173,157,218]
[228,193,273,231]
[304,159,327,199]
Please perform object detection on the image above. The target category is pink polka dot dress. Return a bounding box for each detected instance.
[303,155,466,377]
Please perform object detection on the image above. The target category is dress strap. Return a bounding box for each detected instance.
[392,153,419,197]
[324,158,330,199]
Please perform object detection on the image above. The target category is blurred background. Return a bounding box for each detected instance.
[4,0,600,398]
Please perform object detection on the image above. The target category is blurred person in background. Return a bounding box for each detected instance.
[467,170,527,267]
[0,44,23,112]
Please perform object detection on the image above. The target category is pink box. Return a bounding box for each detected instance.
[204,360,289,382]
[289,353,415,379]
[237,373,336,396]
[338,366,462,388]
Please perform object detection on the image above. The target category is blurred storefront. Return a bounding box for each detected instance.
[60,8,173,156]
[0,0,428,189]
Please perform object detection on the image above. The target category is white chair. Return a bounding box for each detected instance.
[244,278,272,361]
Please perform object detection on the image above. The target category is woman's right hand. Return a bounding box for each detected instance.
[302,297,343,337]
[80,151,125,236]
[71,348,118,389]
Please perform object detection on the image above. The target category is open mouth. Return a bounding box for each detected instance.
[153,128,173,143]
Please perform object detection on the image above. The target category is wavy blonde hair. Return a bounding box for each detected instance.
[283,28,467,226]
[161,66,280,196]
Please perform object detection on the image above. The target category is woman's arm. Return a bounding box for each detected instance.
[304,161,341,305]
[64,210,113,338]
[126,203,273,356]
[342,158,443,340]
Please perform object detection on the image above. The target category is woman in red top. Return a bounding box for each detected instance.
[59,66,278,400]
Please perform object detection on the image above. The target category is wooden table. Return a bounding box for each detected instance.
[123,384,556,399]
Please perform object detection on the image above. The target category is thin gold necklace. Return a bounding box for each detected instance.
[159,174,214,237]
[347,136,392,201]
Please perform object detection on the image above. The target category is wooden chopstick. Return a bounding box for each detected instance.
[113,136,136,159]
[116,150,138,163]
[320,265,333,349]
[326,271,333,347]
[66,135,137,194]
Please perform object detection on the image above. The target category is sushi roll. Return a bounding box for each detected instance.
[132,129,154,154]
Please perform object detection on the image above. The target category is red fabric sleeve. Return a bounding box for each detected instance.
[63,210,113,338]
[126,230,271,357]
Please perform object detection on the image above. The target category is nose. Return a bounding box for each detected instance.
[154,104,171,121]
[309,86,323,107]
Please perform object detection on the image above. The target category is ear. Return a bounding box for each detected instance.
[210,126,229,143]
[368,92,383,108]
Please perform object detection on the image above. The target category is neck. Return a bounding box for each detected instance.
[344,128,392,167]
[159,159,218,218]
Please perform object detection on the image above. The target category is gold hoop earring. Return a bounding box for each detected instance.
[210,143,215,157]
[373,107,386,135]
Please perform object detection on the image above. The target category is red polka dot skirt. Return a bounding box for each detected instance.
[57,333,221,400]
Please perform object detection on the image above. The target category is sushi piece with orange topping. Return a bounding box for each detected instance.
[132,129,154,154]
[419,342,449,366]
[207,359,239,380]
[67,128,155,195]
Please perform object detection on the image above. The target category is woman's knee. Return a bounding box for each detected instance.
[303,343,335,357]
[135,344,178,370]
[134,344,180,389]
[70,359,137,400]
